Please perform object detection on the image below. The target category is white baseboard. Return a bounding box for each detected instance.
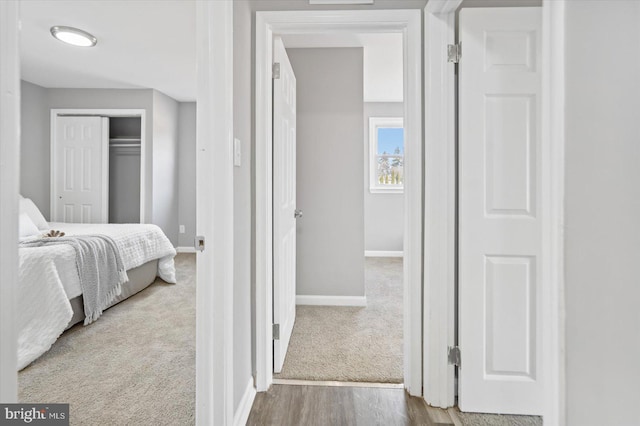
[364,250,404,258]
[233,377,256,426]
[176,246,197,254]
[296,295,367,307]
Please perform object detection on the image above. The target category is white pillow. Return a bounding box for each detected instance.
[19,198,49,230]
[19,213,40,241]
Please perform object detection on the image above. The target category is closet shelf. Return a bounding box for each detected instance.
[110,143,141,148]
[109,137,141,143]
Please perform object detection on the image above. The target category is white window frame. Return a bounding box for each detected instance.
[369,116,404,194]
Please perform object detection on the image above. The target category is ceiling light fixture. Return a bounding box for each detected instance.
[50,26,97,47]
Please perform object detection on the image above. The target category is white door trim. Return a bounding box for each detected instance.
[541,1,566,424]
[50,108,147,224]
[0,0,20,403]
[195,1,235,424]
[423,0,462,408]
[255,9,423,395]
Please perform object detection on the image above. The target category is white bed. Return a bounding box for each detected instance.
[17,197,177,370]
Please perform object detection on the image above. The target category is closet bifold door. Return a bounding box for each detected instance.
[51,115,109,223]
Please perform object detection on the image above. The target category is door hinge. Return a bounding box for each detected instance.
[273,323,280,340]
[272,62,281,79]
[448,346,461,367]
[447,43,461,64]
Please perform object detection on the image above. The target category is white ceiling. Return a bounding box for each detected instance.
[20,1,196,102]
[282,32,404,102]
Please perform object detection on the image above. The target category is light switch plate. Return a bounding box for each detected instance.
[234,138,241,167]
[179,225,185,234]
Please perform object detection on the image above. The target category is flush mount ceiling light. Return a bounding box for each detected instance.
[50,26,97,47]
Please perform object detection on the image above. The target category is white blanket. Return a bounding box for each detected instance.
[47,222,177,298]
[18,249,73,370]
[18,222,177,370]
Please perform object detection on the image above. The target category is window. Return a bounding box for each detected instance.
[369,117,404,193]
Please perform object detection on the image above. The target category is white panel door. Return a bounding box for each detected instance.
[273,36,297,373]
[458,8,543,415]
[52,116,108,223]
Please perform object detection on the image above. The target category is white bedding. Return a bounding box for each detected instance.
[45,222,177,298]
[18,222,177,370]
[18,250,73,370]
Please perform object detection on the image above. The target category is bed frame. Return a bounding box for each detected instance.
[65,259,159,329]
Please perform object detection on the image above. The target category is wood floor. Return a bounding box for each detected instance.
[246,384,453,426]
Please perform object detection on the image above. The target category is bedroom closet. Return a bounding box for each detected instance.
[108,117,141,223]
[51,111,144,225]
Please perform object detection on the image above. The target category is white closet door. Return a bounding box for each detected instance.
[52,116,108,223]
[272,36,297,373]
[458,7,543,415]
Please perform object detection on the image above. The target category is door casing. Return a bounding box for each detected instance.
[255,9,423,396]
[50,109,147,224]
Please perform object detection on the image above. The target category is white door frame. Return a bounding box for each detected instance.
[255,9,423,395]
[50,108,147,224]
[0,0,20,403]
[195,1,235,425]
[540,1,566,424]
[0,1,236,423]
[423,0,463,408]
[423,0,566,423]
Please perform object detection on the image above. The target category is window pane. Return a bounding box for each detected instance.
[376,155,404,185]
[377,127,404,155]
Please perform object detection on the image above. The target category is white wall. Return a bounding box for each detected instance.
[177,103,197,248]
[232,0,254,413]
[364,102,404,252]
[288,47,365,298]
[564,2,640,425]
[362,34,403,102]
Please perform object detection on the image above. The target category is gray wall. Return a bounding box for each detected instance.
[564,2,640,425]
[20,81,49,216]
[232,0,254,412]
[46,87,155,224]
[151,91,180,246]
[364,102,404,252]
[177,103,197,248]
[288,48,365,298]
[20,84,186,246]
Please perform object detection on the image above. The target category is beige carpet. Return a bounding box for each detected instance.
[453,409,542,426]
[274,257,403,383]
[19,253,196,426]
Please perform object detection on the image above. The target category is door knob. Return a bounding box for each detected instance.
[294,209,303,219]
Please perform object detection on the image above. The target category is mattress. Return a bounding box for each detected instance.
[65,259,159,329]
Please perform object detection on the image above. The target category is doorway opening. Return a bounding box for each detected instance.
[271,35,406,385]
[15,2,199,424]
[255,9,422,395]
